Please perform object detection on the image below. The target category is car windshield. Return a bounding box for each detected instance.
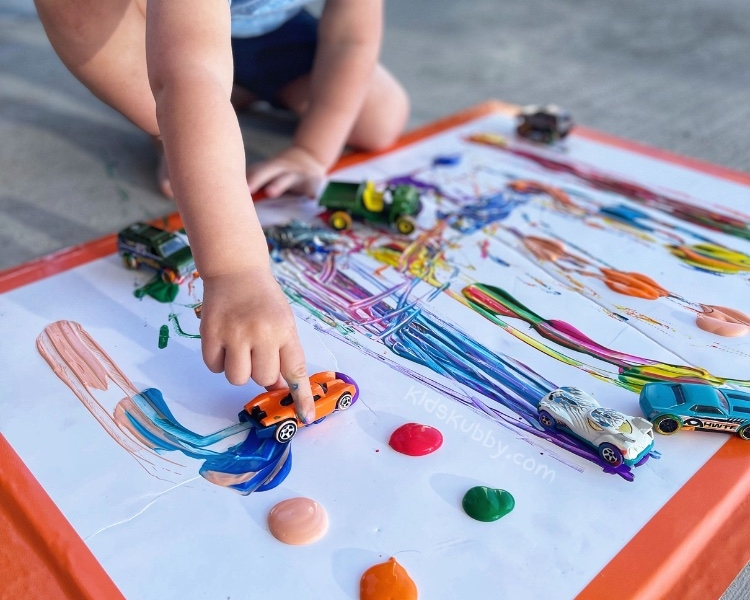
[158,237,187,257]
[715,390,730,413]
[618,421,633,434]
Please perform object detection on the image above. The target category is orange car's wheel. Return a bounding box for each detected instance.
[336,392,353,411]
[275,420,298,443]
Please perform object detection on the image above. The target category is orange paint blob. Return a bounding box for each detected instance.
[360,557,418,600]
[600,268,669,300]
[696,305,750,337]
[267,497,328,546]
[523,236,567,262]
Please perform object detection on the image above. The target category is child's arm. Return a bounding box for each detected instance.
[146,0,315,421]
[246,0,383,197]
[34,0,315,421]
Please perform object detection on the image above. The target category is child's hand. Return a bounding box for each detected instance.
[246,146,326,199]
[200,267,316,424]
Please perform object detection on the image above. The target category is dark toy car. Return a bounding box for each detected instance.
[640,382,750,439]
[117,222,197,284]
[516,104,574,143]
[263,220,340,255]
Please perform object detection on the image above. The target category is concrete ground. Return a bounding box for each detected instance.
[1,0,749,597]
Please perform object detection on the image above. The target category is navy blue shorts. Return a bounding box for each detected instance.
[231,10,318,104]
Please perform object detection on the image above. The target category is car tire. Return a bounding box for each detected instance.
[274,420,298,443]
[122,254,138,270]
[336,392,353,411]
[395,215,416,235]
[538,410,556,431]
[738,424,750,441]
[329,211,352,231]
[598,443,624,467]
[160,269,177,284]
[653,415,682,435]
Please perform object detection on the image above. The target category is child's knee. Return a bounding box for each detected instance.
[351,75,410,151]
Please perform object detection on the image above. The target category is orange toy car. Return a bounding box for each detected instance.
[239,372,359,443]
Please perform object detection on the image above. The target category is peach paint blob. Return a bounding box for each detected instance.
[695,305,750,337]
[267,497,328,546]
[388,423,443,456]
[360,557,418,600]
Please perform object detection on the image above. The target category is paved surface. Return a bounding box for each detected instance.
[1,1,749,596]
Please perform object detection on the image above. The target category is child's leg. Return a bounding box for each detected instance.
[276,65,410,152]
[230,10,410,152]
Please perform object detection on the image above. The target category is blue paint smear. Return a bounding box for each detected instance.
[125,388,291,494]
[437,191,529,233]
[599,204,655,232]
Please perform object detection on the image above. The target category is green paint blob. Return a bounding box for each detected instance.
[134,277,179,303]
[158,325,170,349]
[462,486,515,522]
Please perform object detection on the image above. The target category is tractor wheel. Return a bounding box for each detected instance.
[329,211,353,231]
[395,215,416,235]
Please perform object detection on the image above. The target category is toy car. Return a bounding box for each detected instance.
[239,372,359,443]
[516,104,574,143]
[538,387,654,466]
[117,222,197,284]
[263,220,340,254]
[640,382,750,439]
[318,180,422,235]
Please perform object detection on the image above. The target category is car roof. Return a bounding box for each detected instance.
[122,223,177,246]
[551,387,599,411]
[679,383,723,406]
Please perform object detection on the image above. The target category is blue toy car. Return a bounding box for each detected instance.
[639,382,750,439]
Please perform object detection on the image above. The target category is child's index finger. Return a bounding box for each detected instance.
[289,377,316,425]
[279,338,315,425]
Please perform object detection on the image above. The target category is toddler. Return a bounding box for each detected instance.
[34,0,409,420]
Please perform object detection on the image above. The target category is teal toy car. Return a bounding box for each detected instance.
[639,382,750,439]
[117,222,197,284]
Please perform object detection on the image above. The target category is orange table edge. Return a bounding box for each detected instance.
[1,101,749,600]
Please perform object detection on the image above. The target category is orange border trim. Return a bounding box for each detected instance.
[0,435,125,600]
[576,437,750,600]
[1,101,749,599]
[574,125,750,186]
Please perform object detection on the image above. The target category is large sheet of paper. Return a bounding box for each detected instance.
[2,108,749,599]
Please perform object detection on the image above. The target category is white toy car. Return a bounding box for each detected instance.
[538,387,654,467]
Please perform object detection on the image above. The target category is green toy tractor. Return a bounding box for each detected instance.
[318,180,422,235]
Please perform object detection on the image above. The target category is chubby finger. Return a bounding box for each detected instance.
[250,347,281,389]
[247,163,285,194]
[224,344,252,386]
[280,341,314,425]
[265,373,288,391]
[201,335,227,374]
[265,172,299,198]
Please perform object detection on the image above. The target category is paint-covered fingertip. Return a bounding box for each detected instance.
[298,404,316,426]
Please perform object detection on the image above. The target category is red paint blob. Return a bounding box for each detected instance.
[389,423,443,456]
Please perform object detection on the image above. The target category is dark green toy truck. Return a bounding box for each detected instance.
[117,222,197,284]
[318,180,422,235]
